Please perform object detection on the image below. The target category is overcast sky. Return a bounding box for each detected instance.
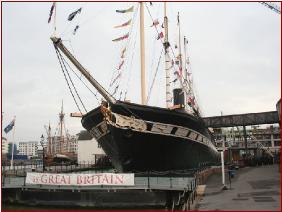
[2,2,281,143]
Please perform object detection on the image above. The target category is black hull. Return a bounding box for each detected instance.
[82,101,219,172]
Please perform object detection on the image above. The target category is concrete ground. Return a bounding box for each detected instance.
[196,164,281,211]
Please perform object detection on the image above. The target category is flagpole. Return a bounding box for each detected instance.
[140,2,146,105]
[10,116,16,169]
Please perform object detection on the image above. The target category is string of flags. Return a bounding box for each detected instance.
[110,5,134,97]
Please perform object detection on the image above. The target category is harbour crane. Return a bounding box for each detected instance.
[260,2,281,14]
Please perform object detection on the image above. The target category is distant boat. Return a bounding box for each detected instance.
[44,102,77,165]
[51,3,219,172]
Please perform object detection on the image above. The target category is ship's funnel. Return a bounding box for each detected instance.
[173,88,185,108]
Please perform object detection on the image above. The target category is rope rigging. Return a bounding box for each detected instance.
[145,3,202,116]
[54,46,83,114]
[146,48,164,104]
[56,47,88,113]
[59,50,100,102]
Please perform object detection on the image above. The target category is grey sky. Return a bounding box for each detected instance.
[2,2,281,143]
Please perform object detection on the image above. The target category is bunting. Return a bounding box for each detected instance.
[188,96,195,106]
[112,33,129,42]
[157,32,164,40]
[117,60,125,70]
[68,8,82,21]
[150,19,159,27]
[48,3,56,24]
[174,71,180,77]
[73,25,79,35]
[110,73,121,87]
[114,19,132,28]
[116,6,134,13]
[112,85,119,96]
[121,48,126,58]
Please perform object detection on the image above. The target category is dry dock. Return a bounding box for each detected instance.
[196,164,281,211]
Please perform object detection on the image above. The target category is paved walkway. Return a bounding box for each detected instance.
[196,164,281,211]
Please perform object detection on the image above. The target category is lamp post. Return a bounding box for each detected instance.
[40,134,45,172]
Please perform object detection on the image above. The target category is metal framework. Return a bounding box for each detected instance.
[203,111,279,128]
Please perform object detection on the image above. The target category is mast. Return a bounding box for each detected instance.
[47,122,52,155]
[140,3,146,105]
[164,2,171,108]
[59,100,64,153]
[51,37,116,105]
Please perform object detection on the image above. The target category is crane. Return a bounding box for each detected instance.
[260,2,281,14]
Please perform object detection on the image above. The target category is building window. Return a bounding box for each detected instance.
[274,140,280,147]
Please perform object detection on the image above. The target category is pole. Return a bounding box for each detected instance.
[10,117,16,169]
[50,37,116,104]
[140,2,146,105]
[221,151,226,188]
[243,126,248,159]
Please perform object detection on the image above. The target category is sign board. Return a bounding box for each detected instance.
[26,172,135,186]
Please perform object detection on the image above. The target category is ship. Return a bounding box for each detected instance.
[50,3,219,172]
[44,102,77,165]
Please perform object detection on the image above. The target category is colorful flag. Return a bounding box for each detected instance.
[112,33,129,42]
[150,19,159,27]
[116,6,134,13]
[121,48,126,58]
[73,25,79,35]
[48,2,56,23]
[118,60,125,70]
[114,19,132,28]
[4,119,15,134]
[157,32,164,40]
[68,8,82,21]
